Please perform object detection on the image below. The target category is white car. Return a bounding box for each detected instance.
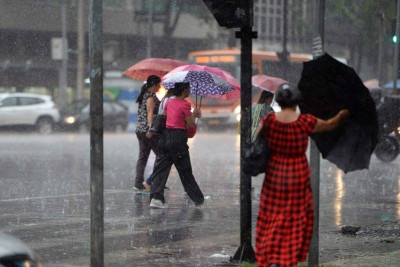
[0,93,60,134]
[0,232,41,266]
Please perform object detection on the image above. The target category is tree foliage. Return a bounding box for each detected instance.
[138,0,214,57]
[139,0,213,36]
[326,0,396,75]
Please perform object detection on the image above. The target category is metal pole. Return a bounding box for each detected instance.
[89,0,104,266]
[232,24,256,263]
[394,0,400,90]
[76,0,86,100]
[282,0,288,79]
[378,12,385,85]
[308,1,325,266]
[146,0,154,58]
[60,0,68,109]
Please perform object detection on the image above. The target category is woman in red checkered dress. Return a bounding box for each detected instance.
[254,85,349,267]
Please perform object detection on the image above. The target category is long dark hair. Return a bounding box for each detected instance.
[136,75,161,104]
[258,90,274,104]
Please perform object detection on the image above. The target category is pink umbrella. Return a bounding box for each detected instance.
[252,74,288,93]
[162,64,240,100]
[123,58,187,81]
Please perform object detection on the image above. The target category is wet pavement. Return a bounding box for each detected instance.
[0,130,400,266]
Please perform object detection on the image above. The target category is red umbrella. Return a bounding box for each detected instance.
[252,74,288,93]
[123,58,187,81]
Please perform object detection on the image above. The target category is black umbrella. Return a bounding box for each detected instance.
[298,53,378,173]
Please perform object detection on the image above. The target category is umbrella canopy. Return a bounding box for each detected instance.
[298,53,378,173]
[162,64,240,100]
[252,74,288,93]
[123,58,187,81]
[383,79,400,89]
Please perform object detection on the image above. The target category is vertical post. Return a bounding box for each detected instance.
[146,0,154,58]
[378,12,385,85]
[282,0,289,79]
[394,0,400,90]
[308,1,324,267]
[76,0,86,100]
[59,0,68,109]
[89,0,104,266]
[232,27,256,265]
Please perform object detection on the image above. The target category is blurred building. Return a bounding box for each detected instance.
[0,0,218,95]
[0,0,347,99]
[253,0,313,52]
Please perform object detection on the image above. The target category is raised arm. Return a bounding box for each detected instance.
[313,109,349,133]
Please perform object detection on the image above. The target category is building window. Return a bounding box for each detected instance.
[276,18,282,34]
[32,0,56,4]
[262,7,267,13]
[104,0,124,8]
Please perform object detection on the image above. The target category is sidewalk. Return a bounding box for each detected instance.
[324,249,400,267]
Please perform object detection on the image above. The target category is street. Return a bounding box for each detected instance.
[1,130,400,266]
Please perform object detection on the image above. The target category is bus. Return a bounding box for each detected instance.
[187,48,314,128]
[188,48,313,81]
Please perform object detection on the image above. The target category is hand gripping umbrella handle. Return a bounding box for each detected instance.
[199,96,202,109]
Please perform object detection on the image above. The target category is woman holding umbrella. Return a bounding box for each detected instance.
[251,90,275,141]
[149,82,203,209]
[133,75,161,191]
[253,85,349,267]
[142,88,176,192]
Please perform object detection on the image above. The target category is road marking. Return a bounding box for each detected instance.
[0,190,132,202]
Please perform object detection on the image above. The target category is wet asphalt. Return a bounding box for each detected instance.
[0,130,399,266]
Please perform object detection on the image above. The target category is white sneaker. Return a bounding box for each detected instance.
[132,186,143,191]
[150,199,168,209]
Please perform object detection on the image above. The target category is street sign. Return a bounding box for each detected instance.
[51,37,68,60]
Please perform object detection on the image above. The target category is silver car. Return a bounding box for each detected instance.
[0,93,60,134]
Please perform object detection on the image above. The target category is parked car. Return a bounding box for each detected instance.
[59,100,129,133]
[0,93,60,134]
[0,231,41,267]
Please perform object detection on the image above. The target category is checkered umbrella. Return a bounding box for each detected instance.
[162,64,240,100]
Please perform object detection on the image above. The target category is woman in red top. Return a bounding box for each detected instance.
[254,85,349,267]
[149,82,203,209]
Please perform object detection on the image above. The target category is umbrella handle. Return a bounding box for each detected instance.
[195,82,199,109]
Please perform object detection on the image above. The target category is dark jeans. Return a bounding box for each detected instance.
[150,129,204,205]
[135,132,159,188]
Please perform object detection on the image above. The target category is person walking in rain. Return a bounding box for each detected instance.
[142,88,176,192]
[253,85,349,267]
[133,75,161,191]
[251,90,275,141]
[149,82,203,209]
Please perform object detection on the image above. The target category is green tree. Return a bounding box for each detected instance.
[326,0,395,77]
[138,0,214,58]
